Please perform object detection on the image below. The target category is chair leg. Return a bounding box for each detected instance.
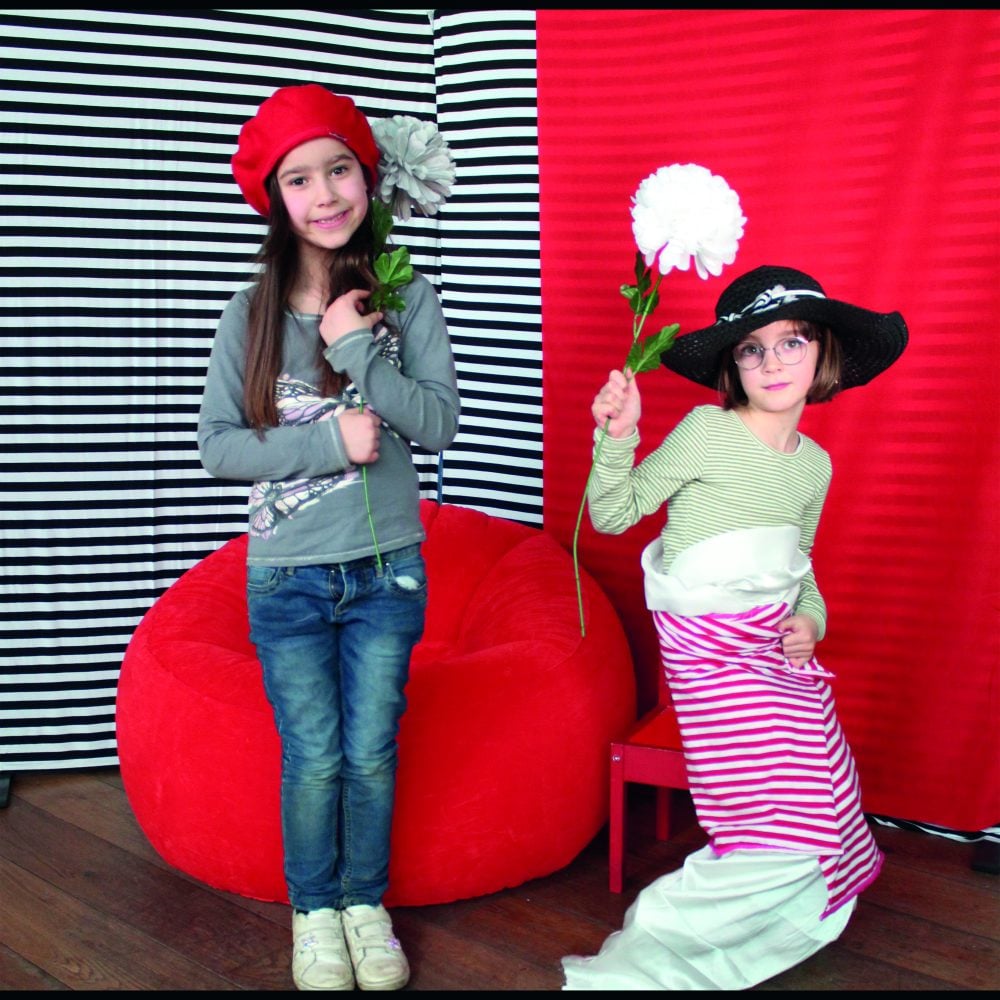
[609,749,625,893]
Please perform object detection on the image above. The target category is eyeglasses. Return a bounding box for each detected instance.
[733,336,810,370]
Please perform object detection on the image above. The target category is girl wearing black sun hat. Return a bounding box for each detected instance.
[562,266,908,991]
[664,263,908,392]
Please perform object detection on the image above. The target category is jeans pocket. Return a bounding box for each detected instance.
[246,564,284,596]
[384,549,428,600]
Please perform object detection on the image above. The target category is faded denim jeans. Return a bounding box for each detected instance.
[247,543,426,912]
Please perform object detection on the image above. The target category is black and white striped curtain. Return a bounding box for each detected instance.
[0,9,541,773]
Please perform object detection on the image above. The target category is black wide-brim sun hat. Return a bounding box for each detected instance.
[662,264,908,390]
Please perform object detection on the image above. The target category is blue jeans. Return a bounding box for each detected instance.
[247,544,426,912]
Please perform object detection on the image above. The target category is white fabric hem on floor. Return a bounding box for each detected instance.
[561,845,854,991]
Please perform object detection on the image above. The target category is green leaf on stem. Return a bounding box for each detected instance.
[624,323,680,374]
[622,252,662,326]
[621,279,660,321]
[637,285,661,321]
[371,246,413,314]
[633,251,650,292]
[370,198,395,254]
[374,246,413,288]
[620,283,644,313]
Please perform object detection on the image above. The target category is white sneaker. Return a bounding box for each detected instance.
[342,903,410,991]
[292,908,355,991]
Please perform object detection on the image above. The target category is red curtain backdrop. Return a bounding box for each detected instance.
[536,9,999,833]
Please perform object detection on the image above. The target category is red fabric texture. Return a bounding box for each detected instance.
[116,500,635,905]
[536,9,999,832]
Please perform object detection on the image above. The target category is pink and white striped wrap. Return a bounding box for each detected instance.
[653,602,883,916]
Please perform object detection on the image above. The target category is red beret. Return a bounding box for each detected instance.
[232,84,380,217]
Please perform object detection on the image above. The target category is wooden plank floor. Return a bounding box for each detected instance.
[0,768,996,991]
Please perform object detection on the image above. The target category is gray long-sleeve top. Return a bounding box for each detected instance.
[198,272,460,565]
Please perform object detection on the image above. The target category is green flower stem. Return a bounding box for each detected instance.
[362,466,382,573]
[632,278,661,337]
[358,396,383,573]
[572,419,610,637]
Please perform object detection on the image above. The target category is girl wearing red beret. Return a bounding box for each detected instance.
[198,84,459,991]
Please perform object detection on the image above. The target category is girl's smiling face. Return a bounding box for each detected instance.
[735,319,820,416]
[276,136,369,256]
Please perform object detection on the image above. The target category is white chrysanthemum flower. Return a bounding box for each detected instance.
[631,163,746,280]
[372,114,456,221]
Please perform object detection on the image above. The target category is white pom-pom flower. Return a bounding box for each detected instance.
[371,114,456,221]
[631,163,746,280]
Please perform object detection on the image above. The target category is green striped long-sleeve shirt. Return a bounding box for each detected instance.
[587,404,831,637]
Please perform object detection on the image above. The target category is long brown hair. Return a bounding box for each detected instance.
[716,320,843,409]
[243,172,379,431]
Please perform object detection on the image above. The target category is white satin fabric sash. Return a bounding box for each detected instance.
[641,525,811,615]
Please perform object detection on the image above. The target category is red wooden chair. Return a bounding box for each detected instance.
[608,679,690,892]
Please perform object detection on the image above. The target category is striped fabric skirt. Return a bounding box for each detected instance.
[561,601,883,990]
[652,602,882,916]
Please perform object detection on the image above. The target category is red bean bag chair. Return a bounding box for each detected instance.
[116,500,636,905]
